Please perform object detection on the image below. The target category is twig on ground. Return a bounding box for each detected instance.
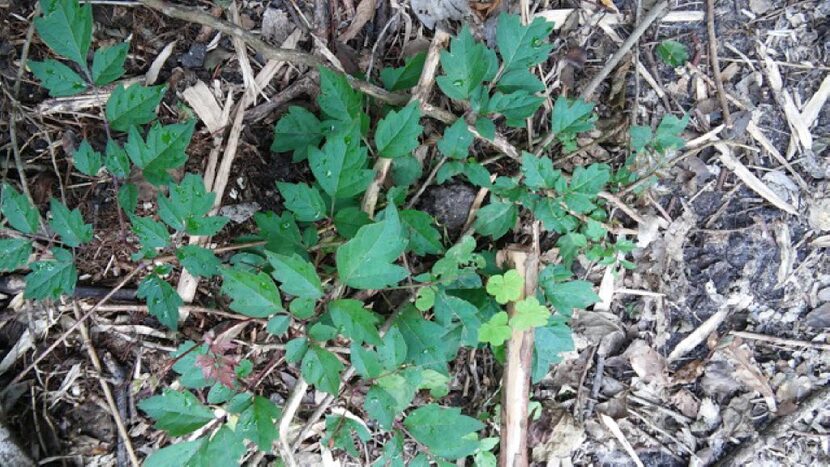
[581,0,669,101]
[71,302,140,467]
[9,264,145,386]
[706,0,732,128]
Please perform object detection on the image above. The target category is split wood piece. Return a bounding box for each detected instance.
[533,9,703,29]
[498,246,539,467]
[714,143,799,216]
[360,30,449,217]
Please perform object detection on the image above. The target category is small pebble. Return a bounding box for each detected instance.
[818,287,830,302]
[180,43,207,69]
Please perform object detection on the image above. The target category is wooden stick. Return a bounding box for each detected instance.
[706,0,732,127]
[580,0,669,100]
[498,246,539,467]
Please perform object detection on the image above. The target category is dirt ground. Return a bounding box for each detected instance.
[1,0,829,465]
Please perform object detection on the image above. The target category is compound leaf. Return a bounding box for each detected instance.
[237,395,282,451]
[72,140,102,176]
[486,269,523,304]
[437,26,498,100]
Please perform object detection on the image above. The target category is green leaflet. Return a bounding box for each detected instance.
[276,182,326,222]
[380,52,426,91]
[317,67,362,123]
[495,13,554,76]
[550,96,596,151]
[437,119,473,160]
[540,279,599,317]
[403,404,484,460]
[265,251,323,299]
[254,211,304,256]
[48,198,92,247]
[437,26,498,100]
[91,42,128,85]
[486,269,523,304]
[28,59,87,97]
[395,306,450,373]
[400,209,443,256]
[478,311,511,346]
[34,0,92,69]
[509,296,550,331]
[532,318,573,382]
[237,396,281,451]
[473,201,517,240]
[220,267,283,317]
[335,203,408,290]
[0,238,32,272]
[375,101,423,159]
[1,183,40,234]
[486,91,544,127]
[106,84,167,132]
[138,389,214,436]
[324,415,371,456]
[24,247,77,300]
[137,273,182,330]
[129,214,169,254]
[656,40,689,67]
[266,314,291,336]
[329,299,382,346]
[157,174,228,236]
[271,106,324,162]
[301,345,344,395]
[143,426,245,467]
[521,152,561,190]
[176,245,221,277]
[124,120,194,185]
[72,140,102,176]
[308,128,374,199]
[105,140,131,178]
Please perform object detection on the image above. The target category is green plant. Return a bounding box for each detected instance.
[4,2,687,464]
[656,39,689,67]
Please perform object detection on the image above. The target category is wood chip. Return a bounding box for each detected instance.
[145,40,176,85]
[182,80,226,133]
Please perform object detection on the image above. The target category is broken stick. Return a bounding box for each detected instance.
[498,246,540,466]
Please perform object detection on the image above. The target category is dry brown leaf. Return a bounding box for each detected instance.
[715,143,799,215]
[626,340,670,388]
[721,342,777,412]
[339,0,376,42]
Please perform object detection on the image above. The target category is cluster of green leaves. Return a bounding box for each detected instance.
[4,3,686,464]
[614,113,690,187]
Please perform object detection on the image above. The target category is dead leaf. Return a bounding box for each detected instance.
[411,0,470,29]
[670,389,700,419]
[531,409,585,463]
[625,340,670,388]
[721,342,777,412]
[339,0,376,42]
[808,198,830,231]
